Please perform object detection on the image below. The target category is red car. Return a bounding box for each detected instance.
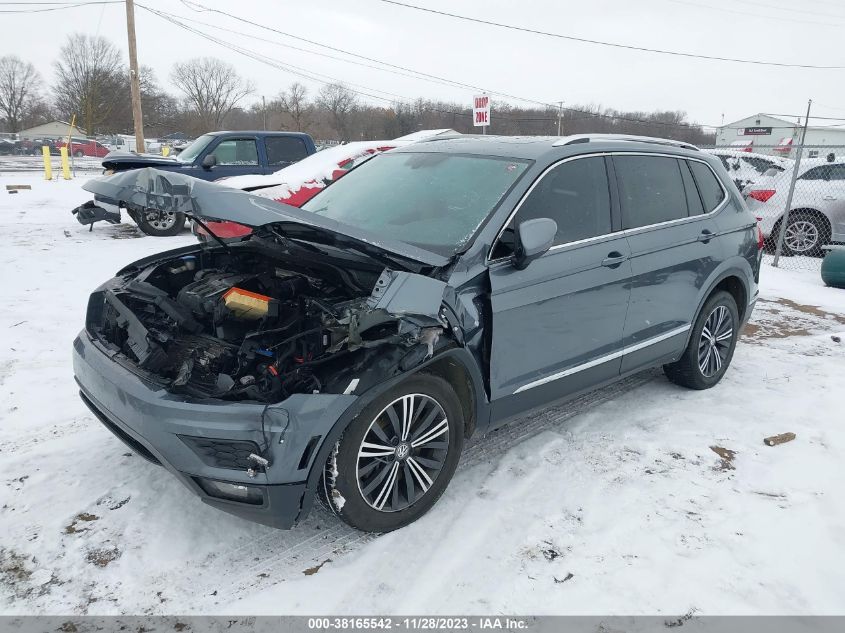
[57,138,111,158]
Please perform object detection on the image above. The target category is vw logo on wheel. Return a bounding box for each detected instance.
[395,443,410,460]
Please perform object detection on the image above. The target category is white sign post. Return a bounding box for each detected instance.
[473,94,490,133]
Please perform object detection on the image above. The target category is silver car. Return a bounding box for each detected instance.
[746,161,845,256]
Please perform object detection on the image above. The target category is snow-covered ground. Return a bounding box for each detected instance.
[0,174,843,615]
[0,155,102,174]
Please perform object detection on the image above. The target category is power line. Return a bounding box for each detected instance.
[376,0,845,69]
[176,0,487,96]
[139,5,561,125]
[730,0,845,19]
[668,0,845,28]
[763,112,845,122]
[0,0,118,13]
[154,1,718,131]
[143,5,478,96]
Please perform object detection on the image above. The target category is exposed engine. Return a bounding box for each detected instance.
[86,245,442,403]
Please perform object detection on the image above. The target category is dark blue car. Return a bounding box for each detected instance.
[75,131,316,236]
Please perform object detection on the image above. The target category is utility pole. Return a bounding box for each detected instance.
[557,101,564,136]
[773,99,812,267]
[262,96,267,130]
[125,0,145,153]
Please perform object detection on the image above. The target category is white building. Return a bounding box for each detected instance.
[18,121,86,140]
[716,113,845,157]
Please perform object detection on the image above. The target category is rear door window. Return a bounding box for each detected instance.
[265,136,309,166]
[688,161,726,212]
[614,156,688,228]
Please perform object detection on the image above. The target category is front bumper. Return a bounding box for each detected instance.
[71,199,121,227]
[73,330,357,529]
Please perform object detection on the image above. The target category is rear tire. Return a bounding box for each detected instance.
[779,213,829,257]
[320,374,464,532]
[664,291,739,390]
[135,208,185,237]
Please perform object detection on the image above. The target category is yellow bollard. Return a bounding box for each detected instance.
[161,145,170,157]
[42,145,52,180]
[59,146,71,180]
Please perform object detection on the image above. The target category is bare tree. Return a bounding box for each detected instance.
[317,83,357,140]
[277,82,311,131]
[171,58,253,131]
[0,56,42,132]
[107,66,176,134]
[54,34,125,134]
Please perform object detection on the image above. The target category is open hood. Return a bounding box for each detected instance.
[82,168,450,269]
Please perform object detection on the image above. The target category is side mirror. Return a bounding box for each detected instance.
[201,154,217,169]
[513,218,557,270]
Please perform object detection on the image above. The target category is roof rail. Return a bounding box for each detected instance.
[553,134,700,151]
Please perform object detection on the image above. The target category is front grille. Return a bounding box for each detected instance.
[178,435,261,471]
[79,391,161,465]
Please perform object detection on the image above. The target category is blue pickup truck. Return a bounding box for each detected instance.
[75,131,317,236]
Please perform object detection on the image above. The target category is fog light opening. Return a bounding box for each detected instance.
[195,478,264,505]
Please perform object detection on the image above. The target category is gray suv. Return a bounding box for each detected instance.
[73,134,762,532]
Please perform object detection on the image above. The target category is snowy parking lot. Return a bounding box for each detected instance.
[1,174,844,615]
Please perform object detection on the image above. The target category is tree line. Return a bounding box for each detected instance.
[0,32,715,145]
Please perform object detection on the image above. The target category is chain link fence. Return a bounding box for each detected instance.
[704,144,845,272]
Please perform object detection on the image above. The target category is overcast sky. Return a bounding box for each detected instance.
[4,0,844,130]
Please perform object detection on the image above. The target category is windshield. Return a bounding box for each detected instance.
[301,152,529,256]
[176,134,214,163]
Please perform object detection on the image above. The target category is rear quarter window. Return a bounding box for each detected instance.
[688,161,726,212]
[679,160,705,216]
[265,136,310,165]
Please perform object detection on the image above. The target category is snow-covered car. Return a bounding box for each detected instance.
[704,149,791,193]
[193,141,406,240]
[72,135,760,533]
[195,130,458,241]
[746,160,845,255]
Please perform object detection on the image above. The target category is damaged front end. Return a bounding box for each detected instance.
[85,248,452,403]
[81,169,460,404]
[73,168,475,527]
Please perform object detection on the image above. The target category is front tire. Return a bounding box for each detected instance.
[664,291,739,390]
[135,208,185,237]
[320,374,464,532]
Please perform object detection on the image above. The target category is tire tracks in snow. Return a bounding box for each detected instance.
[194,368,661,610]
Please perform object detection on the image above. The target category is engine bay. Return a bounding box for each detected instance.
[86,245,443,402]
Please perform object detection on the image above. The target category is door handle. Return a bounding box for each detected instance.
[601,251,629,268]
[697,229,714,243]
[823,195,837,201]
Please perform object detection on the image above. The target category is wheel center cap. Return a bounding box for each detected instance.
[395,442,410,460]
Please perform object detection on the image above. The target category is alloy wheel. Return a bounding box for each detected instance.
[784,220,819,254]
[697,305,734,378]
[144,208,177,230]
[356,393,450,512]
